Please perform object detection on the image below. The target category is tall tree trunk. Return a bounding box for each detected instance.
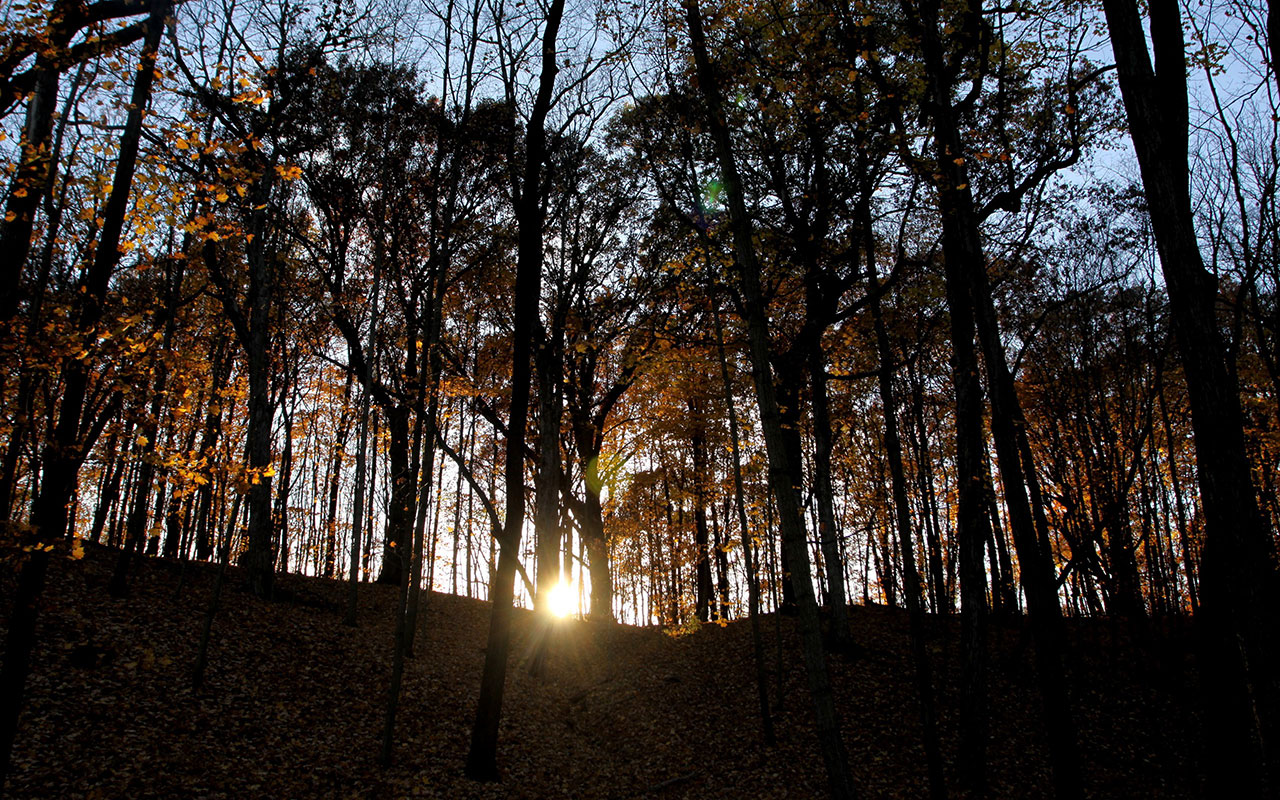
[581,480,614,621]
[322,377,353,579]
[684,3,856,795]
[807,338,851,645]
[908,2,1082,791]
[345,264,381,621]
[240,172,279,600]
[908,378,951,614]
[381,320,435,757]
[0,2,167,785]
[364,412,379,582]
[465,0,563,779]
[1104,0,1280,791]
[344,383,372,626]
[710,496,731,621]
[377,406,417,587]
[980,450,1017,616]
[773,366,804,617]
[0,65,88,522]
[272,404,295,574]
[903,63,994,790]
[0,51,61,323]
[534,323,564,610]
[405,296,444,654]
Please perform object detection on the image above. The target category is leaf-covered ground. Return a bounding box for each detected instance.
[3,546,1201,798]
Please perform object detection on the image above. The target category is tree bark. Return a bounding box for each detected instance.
[906,1,1082,791]
[344,383,372,626]
[377,406,417,587]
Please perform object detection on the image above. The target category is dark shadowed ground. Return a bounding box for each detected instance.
[2,546,1201,798]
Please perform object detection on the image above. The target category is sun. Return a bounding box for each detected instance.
[547,581,577,619]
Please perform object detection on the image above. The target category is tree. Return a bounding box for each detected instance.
[557,147,662,621]
[1103,0,1280,791]
[0,0,164,323]
[682,1,857,795]
[465,0,565,779]
[0,0,170,785]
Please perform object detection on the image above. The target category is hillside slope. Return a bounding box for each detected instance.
[2,547,1201,798]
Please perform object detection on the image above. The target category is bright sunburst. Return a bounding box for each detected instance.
[547,581,577,618]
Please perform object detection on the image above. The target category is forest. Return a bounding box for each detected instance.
[0,0,1278,795]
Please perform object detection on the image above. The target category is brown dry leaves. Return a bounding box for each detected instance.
[2,549,1201,799]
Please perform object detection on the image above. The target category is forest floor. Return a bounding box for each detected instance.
[3,545,1203,799]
